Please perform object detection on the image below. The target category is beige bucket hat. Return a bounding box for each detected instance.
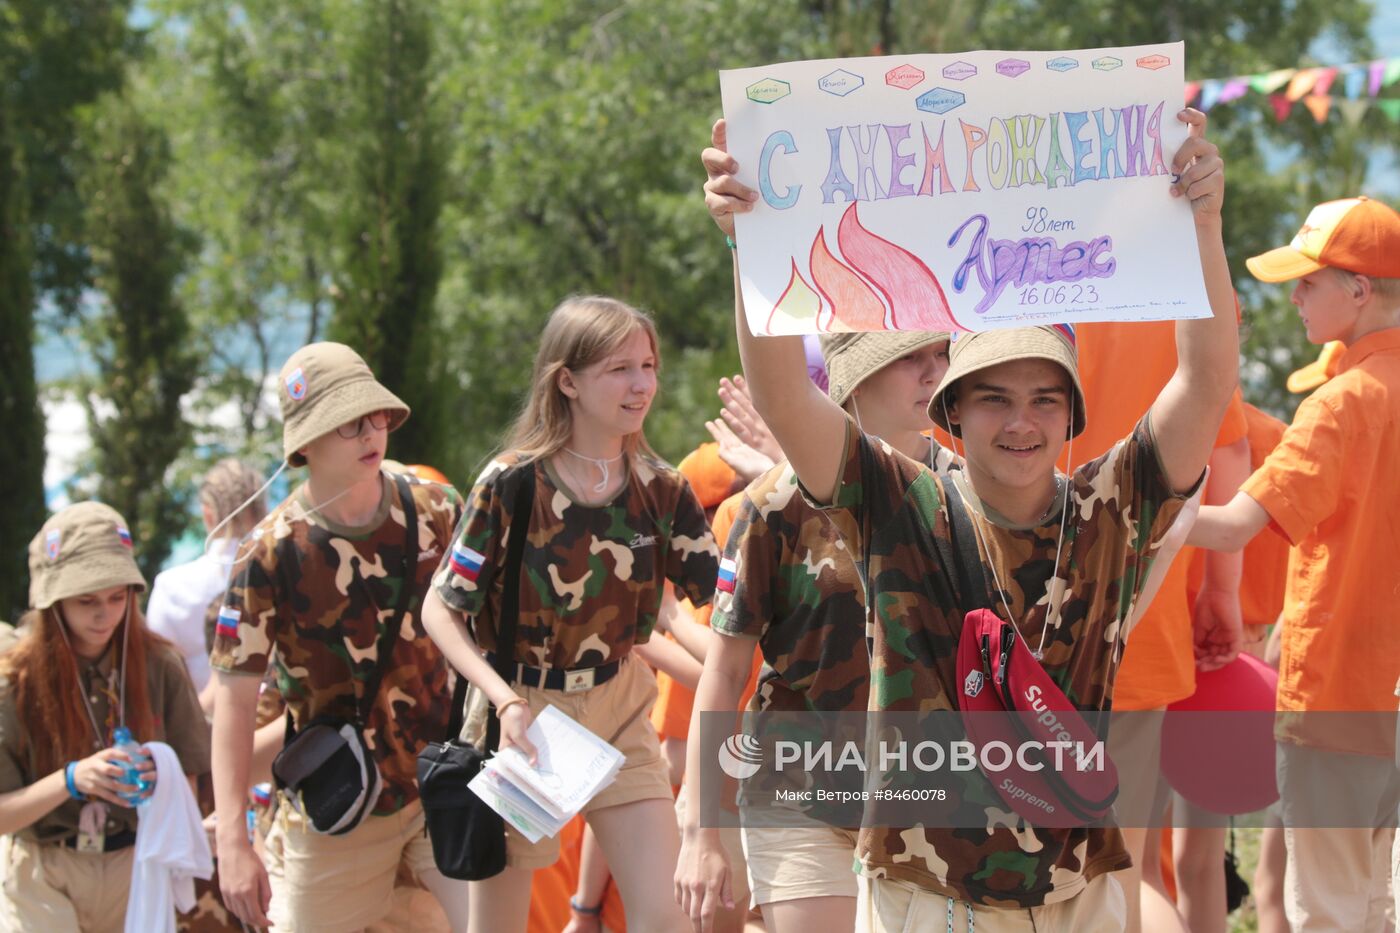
[28,502,147,611]
[278,342,410,466]
[928,326,1086,438]
[820,330,950,408]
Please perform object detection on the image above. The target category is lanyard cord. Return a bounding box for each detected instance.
[56,591,130,747]
[940,395,1075,662]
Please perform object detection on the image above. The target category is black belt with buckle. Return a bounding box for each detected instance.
[486,654,622,693]
[62,828,137,852]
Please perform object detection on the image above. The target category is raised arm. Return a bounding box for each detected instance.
[1147,109,1240,493]
[703,119,850,504]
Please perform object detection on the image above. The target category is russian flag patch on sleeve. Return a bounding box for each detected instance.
[716,557,738,594]
[215,607,240,640]
[449,542,486,582]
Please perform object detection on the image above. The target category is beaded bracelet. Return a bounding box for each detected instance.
[724,234,737,250]
[569,897,602,917]
[64,762,86,801]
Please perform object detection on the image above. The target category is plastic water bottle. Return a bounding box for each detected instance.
[112,727,151,807]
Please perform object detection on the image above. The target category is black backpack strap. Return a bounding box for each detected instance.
[357,473,419,727]
[484,462,537,754]
[935,475,993,613]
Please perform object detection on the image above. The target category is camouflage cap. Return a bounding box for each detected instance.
[928,326,1086,438]
[278,342,410,466]
[820,330,950,407]
[28,502,146,610]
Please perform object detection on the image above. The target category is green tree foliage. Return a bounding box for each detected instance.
[139,0,346,448]
[2,0,131,615]
[78,92,197,579]
[431,0,820,481]
[4,0,134,311]
[326,0,446,467]
[0,103,44,620]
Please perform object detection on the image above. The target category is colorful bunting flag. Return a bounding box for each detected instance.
[1311,67,1339,97]
[1286,68,1319,102]
[1302,95,1332,123]
[1219,78,1250,104]
[1186,56,1399,122]
[1370,60,1387,97]
[1200,80,1223,112]
[1337,99,1368,127]
[1250,68,1296,94]
[1343,66,1366,100]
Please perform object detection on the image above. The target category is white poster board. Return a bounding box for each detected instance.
[719,42,1210,335]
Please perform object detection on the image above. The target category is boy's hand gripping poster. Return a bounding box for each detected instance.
[720,42,1211,335]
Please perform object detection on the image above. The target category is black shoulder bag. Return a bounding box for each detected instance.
[271,473,418,835]
[417,463,535,880]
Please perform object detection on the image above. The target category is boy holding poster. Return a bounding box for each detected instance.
[680,106,1237,932]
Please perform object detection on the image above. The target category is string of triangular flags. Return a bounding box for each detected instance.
[1186,58,1400,125]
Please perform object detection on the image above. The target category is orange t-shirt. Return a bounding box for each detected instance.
[651,493,761,740]
[1187,403,1290,631]
[1241,328,1400,755]
[1063,320,1248,710]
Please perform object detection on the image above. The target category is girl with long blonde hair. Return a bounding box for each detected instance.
[424,295,720,933]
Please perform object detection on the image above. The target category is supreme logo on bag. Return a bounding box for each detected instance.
[956,608,1119,828]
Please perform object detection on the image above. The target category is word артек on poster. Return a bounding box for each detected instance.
[719,42,1211,335]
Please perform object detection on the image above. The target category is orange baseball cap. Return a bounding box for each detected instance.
[1247,196,1400,283]
[678,443,738,509]
[1286,341,1345,393]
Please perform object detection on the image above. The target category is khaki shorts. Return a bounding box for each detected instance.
[264,798,451,932]
[0,835,135,933]
[742,822,859,906]
[464,655,673,870]
[856,871,1125,932]
[1106,708,1168,828]
[675,786,753,908]
[1279,742,1400,933]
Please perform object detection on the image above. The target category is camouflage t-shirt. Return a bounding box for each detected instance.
[817,415,1190,907]
[711,442,959,715]
[433,453,720,669]
[210,474,463,816]
[710,462,868,715]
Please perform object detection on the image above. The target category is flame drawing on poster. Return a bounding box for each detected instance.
[769,204,959,334]
[836,204,958,331]
[767,260,822,333]
[809,224,887,332]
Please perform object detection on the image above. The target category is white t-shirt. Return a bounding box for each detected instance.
[145,537,239,691]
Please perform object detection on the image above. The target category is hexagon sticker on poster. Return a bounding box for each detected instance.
[719,42,1207,335]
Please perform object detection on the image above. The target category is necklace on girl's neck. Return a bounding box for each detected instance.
[563,447,623,494]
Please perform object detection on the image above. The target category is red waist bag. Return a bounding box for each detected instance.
[939,479,1118,828]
